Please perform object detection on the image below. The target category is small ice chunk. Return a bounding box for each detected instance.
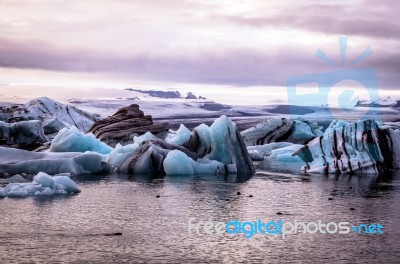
[33,172,55,188]
[34,187,53,196]
[5,174,26,183]
[53,176,80,193]
[248,150,264,161]
[1,172,80,198]
[133,132,155,145]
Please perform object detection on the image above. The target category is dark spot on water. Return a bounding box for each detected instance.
[349,208,355,211]
[237,192,241,195]
[328,198,333,200]
[349,186,353,189]
[248,195,253,198]
[365,194,379,198]
[156,195,160,198]
[225,198,230,201]
[277,212,283,215]
[104,232,122,236]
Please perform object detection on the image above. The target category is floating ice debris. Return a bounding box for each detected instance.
[0,172,80,198]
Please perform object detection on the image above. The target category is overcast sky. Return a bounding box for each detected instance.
[0,0,399,104]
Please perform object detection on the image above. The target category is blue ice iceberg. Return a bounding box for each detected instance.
[50,126,113,154]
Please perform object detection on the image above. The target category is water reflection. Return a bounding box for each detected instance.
[1,167,399,263]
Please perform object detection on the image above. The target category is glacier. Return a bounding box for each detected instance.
[0,172,80,198]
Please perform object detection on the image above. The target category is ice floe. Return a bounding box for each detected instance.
[0,172,80,198]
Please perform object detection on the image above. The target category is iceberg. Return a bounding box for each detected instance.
[247,142,303,162]
[49,126,113,154]
[1,97,99,133]
[241,117,322,146]
[111,138,197,175]
[0,120,47,147]
[270,144,303,162]
[0,172,80,198]
[182,124,212,156]
[293,119,400,174]
[163,150,226,175]
[106,132,156,171]
[166,124,191,145]
[204,116,254,173]
[43,116,69,134]
[0,147,106,176]
[109,115,254,175]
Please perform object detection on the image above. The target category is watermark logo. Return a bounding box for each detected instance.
[286,37,380,134]
[188,218,384,239]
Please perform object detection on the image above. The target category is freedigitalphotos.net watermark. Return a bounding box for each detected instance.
[286,37,380,141]
[188,218,384,239]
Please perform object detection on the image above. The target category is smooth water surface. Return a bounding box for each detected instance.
[1,167,399,263]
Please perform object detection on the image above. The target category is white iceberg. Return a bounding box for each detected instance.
[49,126,113,154]
[0,172,80,198]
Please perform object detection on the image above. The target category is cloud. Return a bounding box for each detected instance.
[0,0,399,90]
[215,2,400,40]
[1,36,399,89]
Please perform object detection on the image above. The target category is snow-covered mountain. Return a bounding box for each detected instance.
[355,96,400,108]
[124,88,206,100]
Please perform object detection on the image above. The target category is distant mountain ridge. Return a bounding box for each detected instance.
[355,96,400,108]
[124,88,206,100]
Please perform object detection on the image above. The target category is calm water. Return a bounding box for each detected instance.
[1,163,400,263]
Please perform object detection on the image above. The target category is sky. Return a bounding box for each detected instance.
[0,0,399,104]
